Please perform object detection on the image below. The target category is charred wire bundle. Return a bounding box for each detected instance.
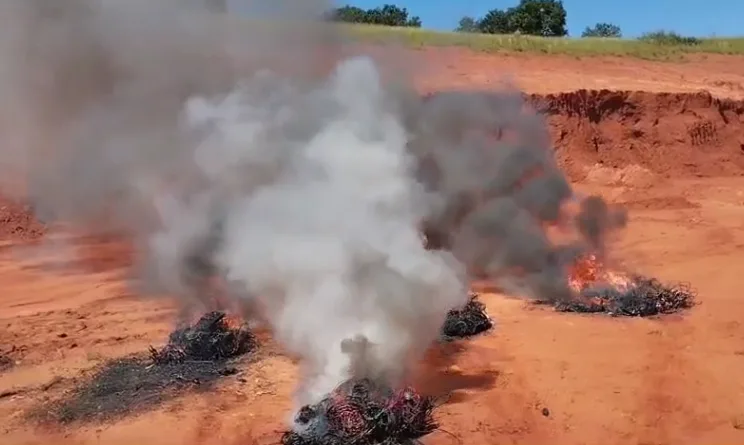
[441,293,493,340]
[281,378,438,445]
[149,311,256,364]
[553,276,696,317]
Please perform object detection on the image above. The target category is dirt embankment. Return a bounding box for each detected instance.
[531,90,744,180]
[2,89,743,245]
[0,198,45,243]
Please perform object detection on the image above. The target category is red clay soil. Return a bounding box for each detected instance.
[0,195,132,274]
[64,232,136,274]
[0,196,45,243]
[2,86,744,445]
[413,49,744,100]
[530,90,744,181]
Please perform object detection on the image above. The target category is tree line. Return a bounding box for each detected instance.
[328,0,624,38]
[328,4,421,28]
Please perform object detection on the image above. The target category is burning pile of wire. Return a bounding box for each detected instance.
[541,254,696,317]
[558,276,696,316]
[441,293,493,340]
[281,378,438,445]
[149,311,256,363]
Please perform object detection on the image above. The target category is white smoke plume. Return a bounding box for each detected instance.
[0,0,467,405]
[0,0,624,408]
[181,57,467,403]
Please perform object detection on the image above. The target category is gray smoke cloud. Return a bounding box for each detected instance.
[183,56,467,403]
[0,0,624,407]
[409,91,627,301]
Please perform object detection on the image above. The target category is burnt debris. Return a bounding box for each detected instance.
[47,356,240,424]
[0,353,13,372]
[150,311,256,363]
[441,294,493,340]
[544,276,696,317]
[39,311,255,424]
[281,378,438,445]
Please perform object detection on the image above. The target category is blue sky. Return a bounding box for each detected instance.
[340,0,743,38]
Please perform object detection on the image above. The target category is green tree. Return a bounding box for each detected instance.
[407,15,422,27]
[369,4,421,27]
[639,30,701,45]
[475,0,567,36]
[477,9,515,34]
[582,22,622,37]
[330,5,368,23]
[455,16,479,32]
[331,4,421,27]
[507,0,568,36]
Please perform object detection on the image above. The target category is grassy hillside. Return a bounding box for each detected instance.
[345,24,744,60]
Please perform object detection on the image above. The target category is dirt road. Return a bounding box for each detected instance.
[2,48,744,445]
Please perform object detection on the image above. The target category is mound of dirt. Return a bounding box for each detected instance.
[37,311,256,424]
[527,90,744,180]
[281,378,438,445]
[0,195,45,242]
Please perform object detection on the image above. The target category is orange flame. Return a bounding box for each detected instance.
[568,254,632,293]
[222,313,244,329]
[568,253,602,291]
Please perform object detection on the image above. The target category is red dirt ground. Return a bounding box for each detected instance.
[2,48,744,445]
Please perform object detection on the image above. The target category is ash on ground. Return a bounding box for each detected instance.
[540,276,696,317]
[38,311,256,424]
[0,353,13,372]
[281,378,438,445]
[440,294,493,341]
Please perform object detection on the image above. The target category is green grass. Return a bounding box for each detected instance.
[343,24,744,60]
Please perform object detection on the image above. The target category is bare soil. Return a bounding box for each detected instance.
[2,47,744,445]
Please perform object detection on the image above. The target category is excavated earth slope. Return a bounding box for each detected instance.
[0,90,744,241]
[0,90,744,245]
[530,90,744,180]
[3,89,742,244]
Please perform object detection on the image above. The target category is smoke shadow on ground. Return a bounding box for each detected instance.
[412,341,499,406]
